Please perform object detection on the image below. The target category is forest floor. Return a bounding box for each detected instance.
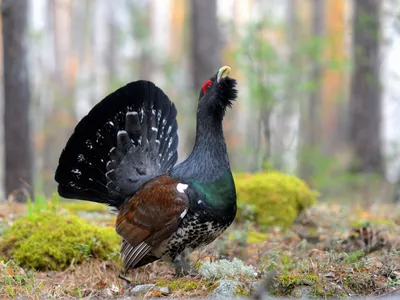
[0,200,400,299]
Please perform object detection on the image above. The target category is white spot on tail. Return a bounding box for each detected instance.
[86,139,93,149]
[151,127,158,132]
[108,121,114,126]
[167,152,173,160]
[106,160,114,168]
[180,209,188,219]
[71,169,81,175]
[109,147,115,154]
[106,170,114,179]
[176,183,188,193]
[127,111,137,116]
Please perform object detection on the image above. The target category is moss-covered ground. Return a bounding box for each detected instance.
[1,197,400,298]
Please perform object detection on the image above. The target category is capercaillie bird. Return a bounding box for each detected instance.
[55,66,238,275]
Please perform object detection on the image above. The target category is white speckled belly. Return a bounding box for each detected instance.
[151,213,228,262]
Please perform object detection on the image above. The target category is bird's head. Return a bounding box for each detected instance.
[197,66,237,120]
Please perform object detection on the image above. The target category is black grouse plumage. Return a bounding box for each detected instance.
[55,81,178,208]
[55,66,238,275]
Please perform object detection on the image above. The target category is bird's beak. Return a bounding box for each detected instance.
[217,66,231,83]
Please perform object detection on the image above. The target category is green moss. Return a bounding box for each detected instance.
[234,171,317,227]
[157,279,218,294]
[165,279,199,292]
[344,250,365,264]
[247,231,268,244]
[155,280,167,286]
[0,212,120,270]
[273,274,319,296]
[279,274,316,285]
[273,272,347,298]
[304,274,318,284]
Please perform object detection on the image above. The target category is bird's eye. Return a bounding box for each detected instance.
[201,80,212,94]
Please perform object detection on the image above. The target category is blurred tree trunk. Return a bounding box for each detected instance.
[40,0,78,196]
[188,0,221,152]
[106,2,117,81]
[130,1,152,80]
[308,0,324,152]
[298,0,325,180]
[349,0,383,174]
[190,0,221,90]
[269,0,300,172]
[2,0,33,201]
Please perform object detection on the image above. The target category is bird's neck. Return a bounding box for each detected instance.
[194,114,228,158]
[170,111,236,210]
[171,112,231,183]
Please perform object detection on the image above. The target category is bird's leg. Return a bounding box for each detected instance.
[118,273,132,285]
[173,255,199,277]
[118,272,136,290]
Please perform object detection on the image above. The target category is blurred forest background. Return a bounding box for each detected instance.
[1,0,400,203]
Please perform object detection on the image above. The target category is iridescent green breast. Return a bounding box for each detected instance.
[189,170,236,210]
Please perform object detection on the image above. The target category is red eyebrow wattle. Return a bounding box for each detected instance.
[202,80,212,93]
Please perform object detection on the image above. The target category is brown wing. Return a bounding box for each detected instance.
[116,176,189,269]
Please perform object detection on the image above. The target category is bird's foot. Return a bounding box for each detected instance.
[173,256,200,278]
[118,272,131,284]
[118,272,138,290]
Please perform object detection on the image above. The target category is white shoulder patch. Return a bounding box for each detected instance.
[180,209,188,219]
[176,183,188,193]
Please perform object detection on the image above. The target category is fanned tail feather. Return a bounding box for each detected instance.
[55,80,179,208]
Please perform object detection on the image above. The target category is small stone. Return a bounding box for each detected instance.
[159,286,170,294]
[291,285,313,299]
[109,284,120,293]
[212,280,241,297]
[103,284,120,297]
[130,284,155,296]
[250,281,263,292]
[103,288,114,297]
